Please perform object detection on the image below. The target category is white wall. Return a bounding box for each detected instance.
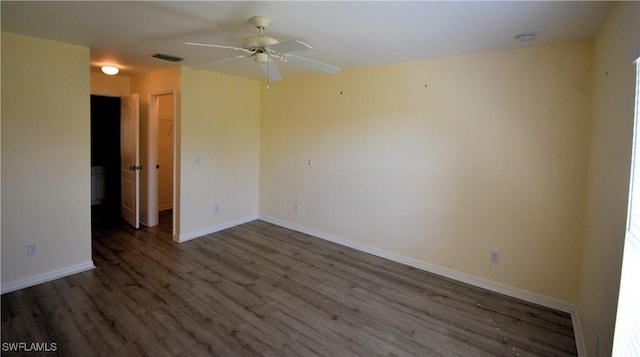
[1,32,94,291]
[577,2,640,355]
[178,68,261,240]
[260,41,593,302]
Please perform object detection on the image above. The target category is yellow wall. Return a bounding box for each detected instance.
[90,72,130,96]
[260,41,593,302]
[577,2,640,355]
[179,69,260,239]
[130,67,181,228]
[3,8,637,353]
[1,32,93,287]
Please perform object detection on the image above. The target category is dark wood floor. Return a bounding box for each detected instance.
[2,211,577,356]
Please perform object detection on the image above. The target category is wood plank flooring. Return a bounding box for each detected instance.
[2,212,577,356]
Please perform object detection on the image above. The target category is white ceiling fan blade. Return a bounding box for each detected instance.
[266,40,312,54]
[193,55,247,70]
[282,54,341,74]
[260,60,281,82]
[183,42,253,54]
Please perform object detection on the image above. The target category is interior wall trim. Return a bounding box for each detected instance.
[258,214,585,355]
[0,261,95,295]
[175,214,259,243]
[571,308,587,356]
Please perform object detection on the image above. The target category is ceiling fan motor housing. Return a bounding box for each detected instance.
[243,16,279,52]
[242,35,278,51]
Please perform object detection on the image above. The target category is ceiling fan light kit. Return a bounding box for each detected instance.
[185,15,340,83]
[255,52,269,64]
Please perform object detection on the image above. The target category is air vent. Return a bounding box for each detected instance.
[514,32,536,43]
[152,53,184,62]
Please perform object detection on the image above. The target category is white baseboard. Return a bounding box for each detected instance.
[259,215,585,353]
[175,214,259,243]
[1,261,95,295]
[571,308,587,356]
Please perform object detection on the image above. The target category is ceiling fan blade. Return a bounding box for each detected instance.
[282,54,341,74]
[193,55,247,70]
[260,60,281,82]
[184,42,253,54]
[266,40,312,54]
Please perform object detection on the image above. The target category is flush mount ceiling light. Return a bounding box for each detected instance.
[101,65,119,75]
[514,32,537,43]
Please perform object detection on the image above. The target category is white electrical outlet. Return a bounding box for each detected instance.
[490,250,500,264]
[277,200,283,208]
[294,203,300,213]
[27,243,38,256]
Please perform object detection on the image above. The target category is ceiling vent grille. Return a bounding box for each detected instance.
[152,53,183,62]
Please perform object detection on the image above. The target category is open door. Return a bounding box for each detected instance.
[148,90,176,229]
[120,94,140,228]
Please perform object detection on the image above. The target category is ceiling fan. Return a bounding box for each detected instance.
[184,16,341,82]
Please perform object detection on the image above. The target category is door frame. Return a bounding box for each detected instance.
[148,89,177,234]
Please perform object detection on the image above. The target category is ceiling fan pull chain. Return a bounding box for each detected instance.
[266,61,270,89]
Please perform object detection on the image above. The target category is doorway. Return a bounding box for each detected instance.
[148,91,176,233]
[90,95,121,224]
[90,92,177,234]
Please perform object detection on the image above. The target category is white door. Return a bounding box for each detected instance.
[121,94,140,228]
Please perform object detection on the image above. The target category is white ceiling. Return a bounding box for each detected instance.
[1,1,612,80]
